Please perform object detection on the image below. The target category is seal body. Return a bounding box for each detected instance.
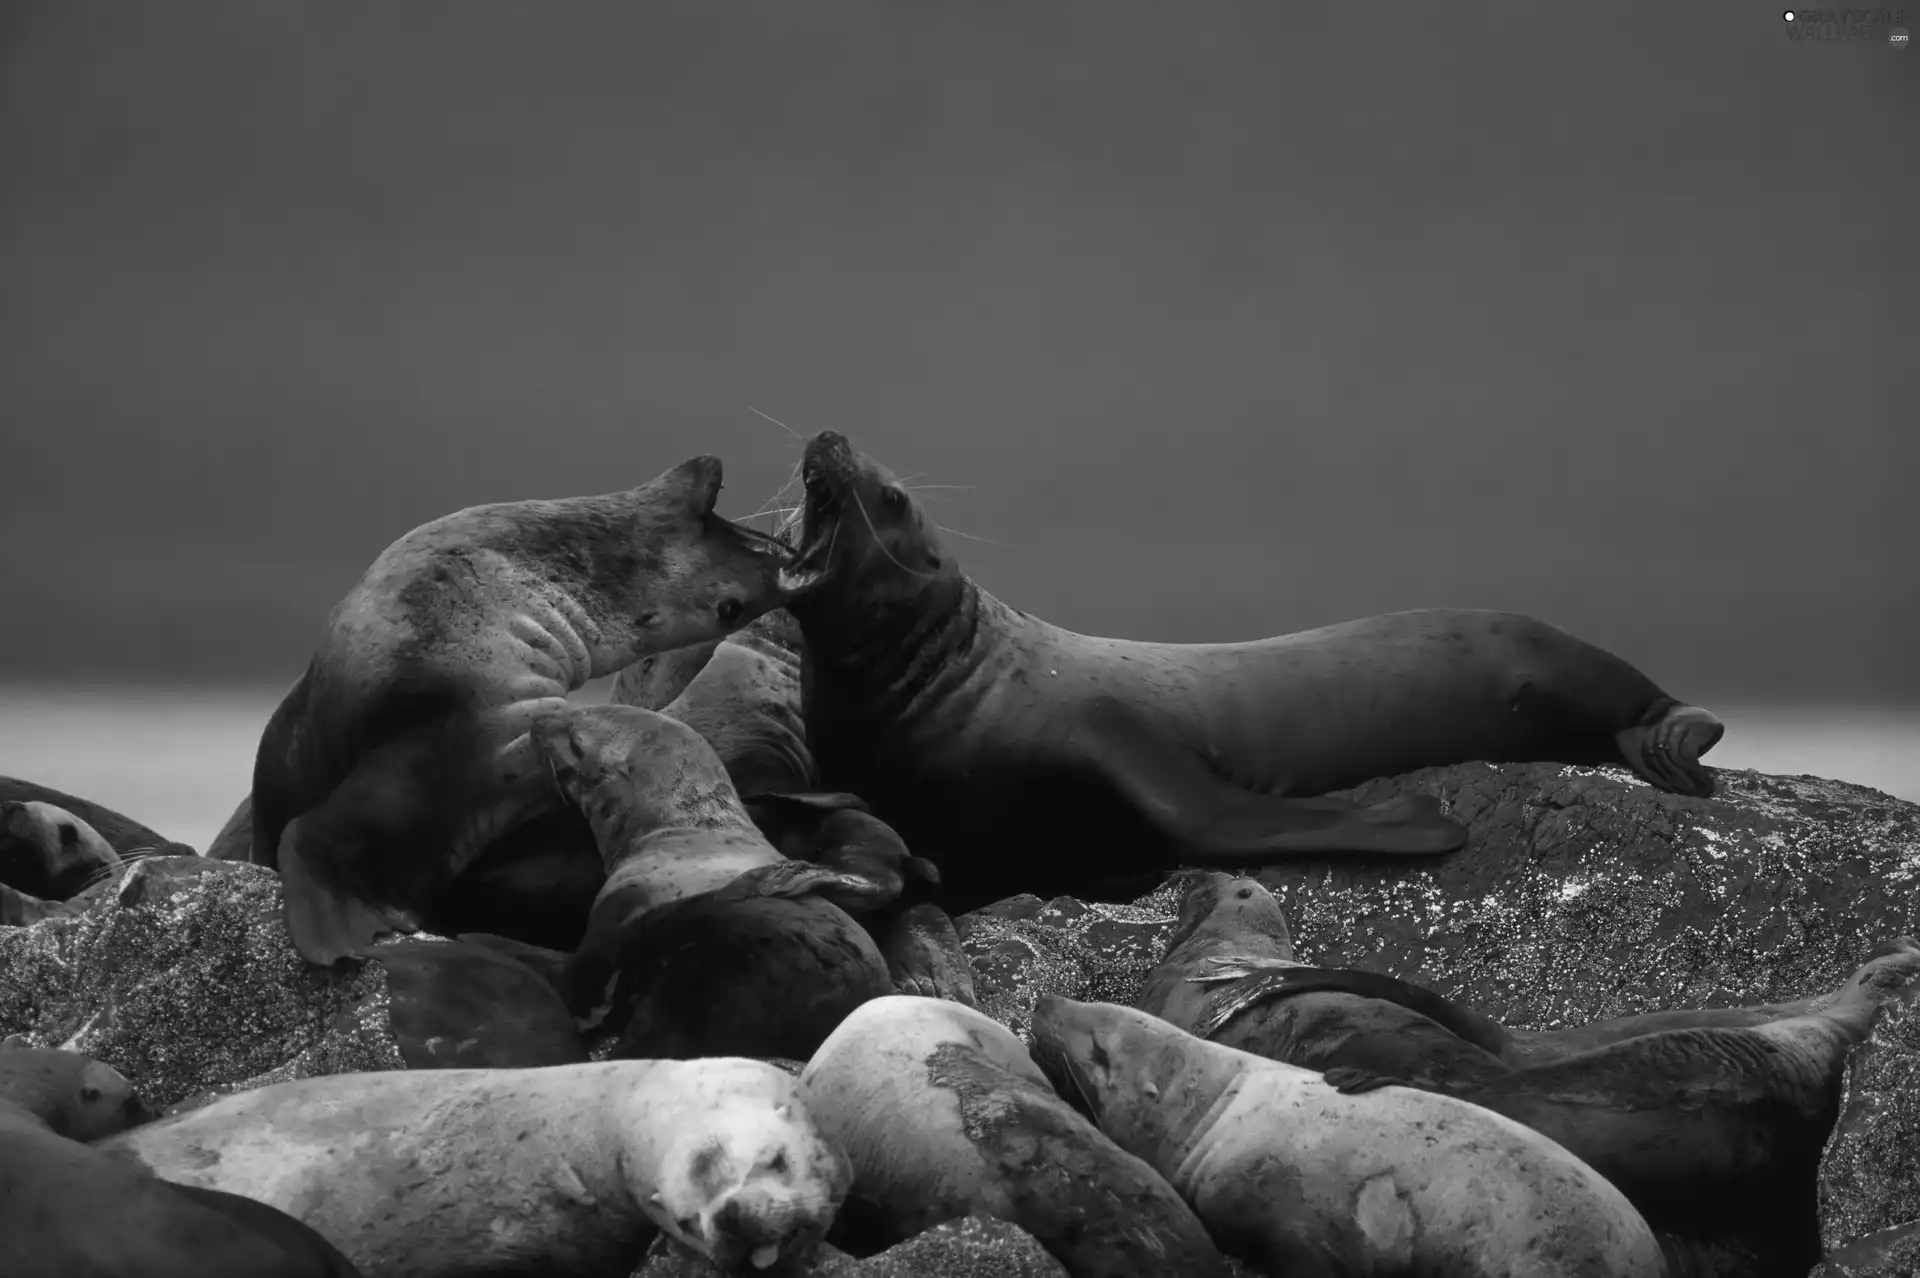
[797,994,1232,1277]
[0,800,122,900]
[0,1042,154,1140]
[374,936,586,1068]
[1141,872,1920,1278]
[535,704,892,1058]
[1031,994,1668,1278]
[781,432,1724,908]
[0,777,187,856]
[97,1058,850,1278]
[246,455,789,964]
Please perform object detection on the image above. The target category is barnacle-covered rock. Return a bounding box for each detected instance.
[1819,975,1920,1252]
[0,855,583,1110]
[1811,1219,1920,1278]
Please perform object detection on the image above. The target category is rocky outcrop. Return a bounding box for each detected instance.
[1811,1219,1920,1278]
[955,761,1920,1265]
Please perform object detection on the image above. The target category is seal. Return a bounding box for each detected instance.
[533,703,893,1059]
[430,610,812,948]
[1029,993,1668,1278]
[0,776,190,856]
[796,994,1233,1276]
[373,935,587,1068]
[1,1044,361,1278]
[97,1058,850,1277]
[245,455,790,965]
[1139,872,1920,1278]
[779,431,1726,907]
[0,882,72,927]
[0,1040,154,1140]
[0,800,122,900]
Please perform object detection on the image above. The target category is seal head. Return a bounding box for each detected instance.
[0,801,122,900]
[778,432,957,607]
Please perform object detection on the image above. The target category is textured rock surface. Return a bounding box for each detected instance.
[1810,1219,1920,1278]
[633,1215,1070,1276]
[0,855,403,1109]
[1819,975,1920,1251]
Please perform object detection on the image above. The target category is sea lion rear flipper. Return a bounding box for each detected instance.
[1321,1066,1409,1095]
[874,901,979,1008]
[1614,701,1723,797]
[1068,696,1468,857]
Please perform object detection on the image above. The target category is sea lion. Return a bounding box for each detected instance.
[1,881,74,927]
[1030,994,1668,1278]
[534,703,892,1058]
[0,800,123,900]
[0,776,188,855]
[99,1058,850,1277]
[778,430,1725,908]
[1141,871,1920,1278]
[0,1040,154,1140]
[245,455,789,965]
[425,610,814,949]
[374,935,587,1068]
[0,1044,359,1277]
[796,994,1233,1276]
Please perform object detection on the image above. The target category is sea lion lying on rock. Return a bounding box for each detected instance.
[244,455,788,965]
[1,1043,360,1278]
[1031,993,1668,1278]
[0,800,122,900]
[778,429,1725,908]
[98,1058,850,1277]
[798,994,1232,1276]
[1141,871,1920,1278]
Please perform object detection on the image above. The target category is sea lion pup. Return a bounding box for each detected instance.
[1030,995,1668,1278]
[778,430,1726,908]
[245,454,789,966]
[0,800,123,900]
[98,1058,849,1277]
[1141,872,1920,1278]
[0,776,190,856]
[0,1045,359,1278]
[797,994,1232,1277]
[534,703,893,1058]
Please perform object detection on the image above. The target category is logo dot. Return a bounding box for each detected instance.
[1783,9,1795,18]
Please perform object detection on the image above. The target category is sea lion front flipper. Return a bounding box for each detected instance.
[279,815,422,966]
[1066,696,1469,857]
[872,901,979,1008]
[1321,1066,1410,1095]
[1613,701,1723,798]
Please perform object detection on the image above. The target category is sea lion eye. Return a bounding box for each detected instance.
[879,487,907,515]
[80,1086,102,1104]
[717,598,744,626]
[1236,887,1253,900]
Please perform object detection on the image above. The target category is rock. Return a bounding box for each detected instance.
[632,1215,1069,1277]
[0,775,195,854]
[1820,972,1920,1252]
[1812,1219,1920,1277]
[953,893,1179,1041]
[0,855,581,1109]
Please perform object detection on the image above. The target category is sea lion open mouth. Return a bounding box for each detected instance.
[777,436,853,595]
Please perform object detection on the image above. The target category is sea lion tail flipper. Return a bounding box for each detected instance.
[1321,1066,1410,1095]
[1615,701,1723,798]
[1068,697,1468,857]
[279,816,421,966]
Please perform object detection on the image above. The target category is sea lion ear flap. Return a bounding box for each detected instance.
[661,455,725,518]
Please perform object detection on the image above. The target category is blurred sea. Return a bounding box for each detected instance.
[0,684,1915,854]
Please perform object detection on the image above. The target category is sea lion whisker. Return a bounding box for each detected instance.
[747,406,806,441]
[849,491,936,580]
[934,523,1008,548]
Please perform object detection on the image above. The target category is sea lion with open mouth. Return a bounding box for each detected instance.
[244,455,788,966]
[778,430,1724,908]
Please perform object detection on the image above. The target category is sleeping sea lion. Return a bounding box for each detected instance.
[245,455,789,965]
[99,1058,848,1277]
[1030,994,1667,1278]
[778,430,1725,908]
